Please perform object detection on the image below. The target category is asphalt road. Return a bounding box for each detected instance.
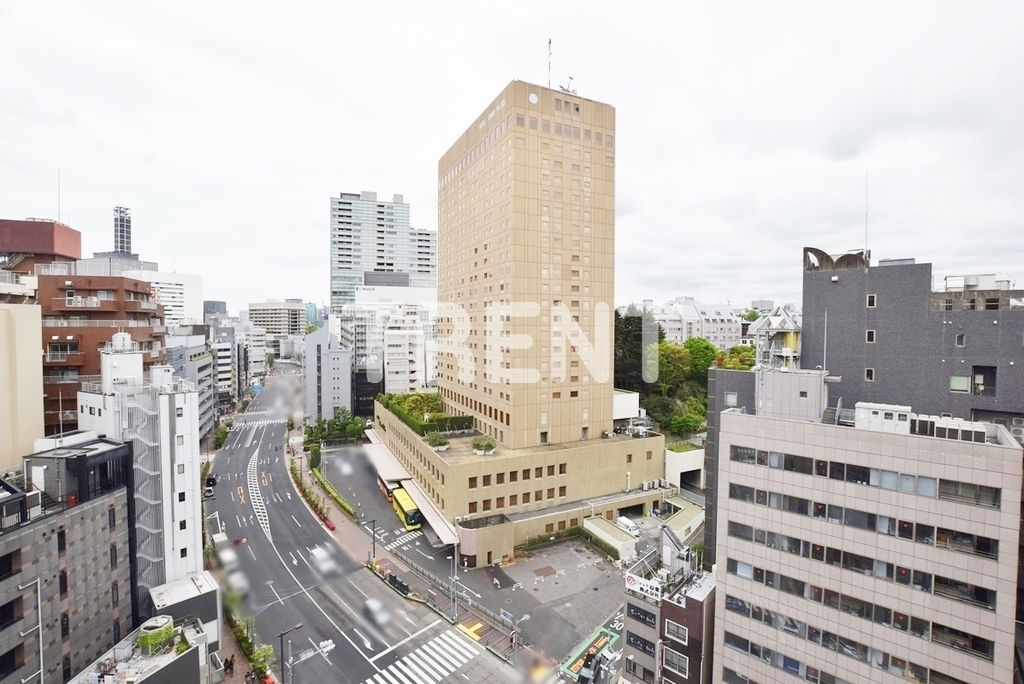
[206,369,516,684]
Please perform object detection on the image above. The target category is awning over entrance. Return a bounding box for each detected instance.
[361,431,460,546]
[402,479,460,546]
[364,443,412,483]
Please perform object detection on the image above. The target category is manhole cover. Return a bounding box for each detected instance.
[565,602,571,608]
[533,588,539,592]
[554,581,560,585]
[505,598,513,604]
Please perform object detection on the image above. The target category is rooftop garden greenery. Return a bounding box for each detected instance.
[377,392,474,436]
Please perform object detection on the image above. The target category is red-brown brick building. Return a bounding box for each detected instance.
[0,218,82,274]
[38,270,166,434]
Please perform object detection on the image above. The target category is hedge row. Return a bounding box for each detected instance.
[388,402,474,436]
[311,467,357,519]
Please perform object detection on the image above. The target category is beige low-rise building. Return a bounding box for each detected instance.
[0,300,44,472]
[374,400,666,565]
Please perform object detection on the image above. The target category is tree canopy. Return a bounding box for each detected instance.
[717,345,757,370]
[614,305,664,393]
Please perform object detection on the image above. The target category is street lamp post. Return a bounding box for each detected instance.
[277,623,302,684]
[513,614,530,664]
[448,540,460,621]
[370,519,377,561]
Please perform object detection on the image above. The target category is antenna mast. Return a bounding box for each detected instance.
[57,168,61,223]
[822,309,828,373]
[864,171,869,271]
[548,39,552,88]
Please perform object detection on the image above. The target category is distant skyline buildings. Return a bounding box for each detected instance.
[329,191,436,309]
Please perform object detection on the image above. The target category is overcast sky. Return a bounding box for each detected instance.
[3,2,1023,314]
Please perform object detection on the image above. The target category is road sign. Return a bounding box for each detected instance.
[501,609,514,625]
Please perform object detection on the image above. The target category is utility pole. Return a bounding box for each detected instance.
[277,623,302,684]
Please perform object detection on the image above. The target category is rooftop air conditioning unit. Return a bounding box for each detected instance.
[660,479,669,489]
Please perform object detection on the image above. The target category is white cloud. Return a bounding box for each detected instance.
[2,1,1022,312]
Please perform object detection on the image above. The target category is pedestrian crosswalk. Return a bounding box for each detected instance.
[364,631,479,684]
[384,530,422,551]
[229,419,286,430]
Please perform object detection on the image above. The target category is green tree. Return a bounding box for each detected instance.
[251,644,275,678]
[266,352,275,369]
[743,310,761,322]
[655,341,692,397]
[683,337,718,383]
[718,345,756,370]
[614,305,664,393]
[345,417,366,442]
[305,323,318,334]
[308,443,321,470]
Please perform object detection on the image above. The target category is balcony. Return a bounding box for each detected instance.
[44,352,85,366]
[124,299,158,312]
[50,296,117,312]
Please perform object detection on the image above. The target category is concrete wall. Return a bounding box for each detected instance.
[583,516,636,560]
[666,447,705,489]
[0,304,44,472]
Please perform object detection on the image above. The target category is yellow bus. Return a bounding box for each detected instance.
[392,488,423,531]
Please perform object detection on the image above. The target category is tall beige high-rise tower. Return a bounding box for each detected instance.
[437,80,616,449]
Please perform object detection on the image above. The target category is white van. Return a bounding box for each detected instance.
[616,516,640,537]
[217,547,239,573]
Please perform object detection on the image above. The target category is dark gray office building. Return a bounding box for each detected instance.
[0,436,137,682]
[800,247,1024,434]
[704,247,1024,627]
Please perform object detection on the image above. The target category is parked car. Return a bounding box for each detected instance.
[226,570,250,598]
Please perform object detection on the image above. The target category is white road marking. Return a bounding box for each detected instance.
[248,546,257,561]
[289,551,297,566]
[393,660,427,684]
[269,583,283,604]
[291,515,302,527]
[399,651,440,684]
[353,628,373,649]
[369,619,441,662]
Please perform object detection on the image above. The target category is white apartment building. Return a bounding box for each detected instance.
[247,299,305,357]
[211,339,235,408]
[303,322,352,422]
[329,191,436,308]
[336,284,436,366]
[383,306,426,395]
[645,297,742,350]
[715,393,1021,684]
[125,269,203,327]
[236,325,267,378]
[78,333,205,604]
[165,329,216,439]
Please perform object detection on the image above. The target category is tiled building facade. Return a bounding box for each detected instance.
[714,405,1020,684]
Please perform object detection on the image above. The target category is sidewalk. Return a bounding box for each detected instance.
[284,417,559,677]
